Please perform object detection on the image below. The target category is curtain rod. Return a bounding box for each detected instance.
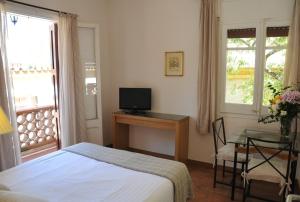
[6,0,69,14]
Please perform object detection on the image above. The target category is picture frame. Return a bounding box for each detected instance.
[165,51,184,76]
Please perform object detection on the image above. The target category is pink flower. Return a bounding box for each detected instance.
[281,90,300,104]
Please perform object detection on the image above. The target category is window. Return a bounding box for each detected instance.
[225,28,256,105]
[263,27,289,106]
[221,25,289,114]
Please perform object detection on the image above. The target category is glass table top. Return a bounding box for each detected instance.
[227,129,300,152]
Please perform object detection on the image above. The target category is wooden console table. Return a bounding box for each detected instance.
[112,111,189,163]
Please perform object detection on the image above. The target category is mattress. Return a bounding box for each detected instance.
[0,150,174,202]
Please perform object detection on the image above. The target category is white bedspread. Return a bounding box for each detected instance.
[0,151,173,202]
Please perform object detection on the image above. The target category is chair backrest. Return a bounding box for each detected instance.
[212,117,226,155]
[245,137,293,182]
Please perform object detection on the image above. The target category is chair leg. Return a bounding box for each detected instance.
[281,187,286,202]
[213,158,217,188]
[247,180,251,196]
[243,181,247,202]
[243,179,251,202]
[241,163,244,181]
[222,160,226,177]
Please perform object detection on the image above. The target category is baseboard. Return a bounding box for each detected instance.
[187,159,212,168]
[127,147,215,168]
[127,147,174,160]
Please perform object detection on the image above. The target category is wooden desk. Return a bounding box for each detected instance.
[112,111,189,163]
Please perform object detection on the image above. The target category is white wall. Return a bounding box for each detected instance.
[13,0,113,145]
[108,0,295,163]
[108,0,212,161]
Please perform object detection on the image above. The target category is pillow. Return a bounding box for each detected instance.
[0,191,48,202]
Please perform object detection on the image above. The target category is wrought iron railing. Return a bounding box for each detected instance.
[16,106,59,152]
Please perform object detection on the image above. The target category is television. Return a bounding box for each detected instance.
[119,88,151,112]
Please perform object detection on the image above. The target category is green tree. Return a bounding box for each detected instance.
[226,36,287,105]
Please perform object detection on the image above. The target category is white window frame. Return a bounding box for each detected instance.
[219,20,290,116]
[220,22,260,115]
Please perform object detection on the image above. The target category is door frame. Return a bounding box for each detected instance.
[78,23,103,145]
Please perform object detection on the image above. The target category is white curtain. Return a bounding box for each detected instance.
[58,13,87,148]
[197,0,219,134]
[0,1,21,170]
[284,0,300,86]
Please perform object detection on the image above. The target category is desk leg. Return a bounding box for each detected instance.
[112,117,129,149]
[175,118,189,163]
[231,143,238,201]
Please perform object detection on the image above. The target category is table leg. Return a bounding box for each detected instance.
[231,143,238,201]
[112,116,129,149]
[175,119,189,163]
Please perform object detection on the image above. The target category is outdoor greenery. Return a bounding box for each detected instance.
[226,36,287,105]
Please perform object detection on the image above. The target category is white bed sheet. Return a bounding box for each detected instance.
[0,151,173,202]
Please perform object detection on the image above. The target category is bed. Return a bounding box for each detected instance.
[0,143,193,202]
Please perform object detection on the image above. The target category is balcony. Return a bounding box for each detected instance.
[16,105,59,162]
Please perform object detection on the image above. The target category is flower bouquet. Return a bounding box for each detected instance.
[258,84,300,136]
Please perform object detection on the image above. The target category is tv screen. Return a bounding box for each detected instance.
[119,88,151,111]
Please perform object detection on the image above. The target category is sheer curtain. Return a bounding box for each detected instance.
[58,13,87,148]
[284,0,300,86]
[196,0,219,134]
[0,1,21,170]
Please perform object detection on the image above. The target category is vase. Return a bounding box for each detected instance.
[280,118,292,137]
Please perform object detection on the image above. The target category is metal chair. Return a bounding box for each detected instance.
[212,117,247,188]
[243,137,293,202]
[286,194,300,202]
[290,114,299,193]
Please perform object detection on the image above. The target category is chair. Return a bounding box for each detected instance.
[243,137,293,202]
[286,194,300,202]
[212,117,248,188]
[290,115,299,193]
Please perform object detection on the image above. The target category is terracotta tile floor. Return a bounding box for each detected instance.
[187,162,293,202]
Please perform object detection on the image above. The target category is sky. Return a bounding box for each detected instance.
[6,13,53,69]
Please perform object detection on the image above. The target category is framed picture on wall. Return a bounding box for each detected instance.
[165,51,184,76]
